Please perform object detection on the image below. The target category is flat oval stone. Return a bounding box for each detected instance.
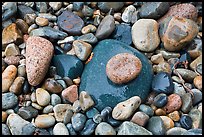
[2,92,18,110]
[36,88,50,107]
[180,115,192,130]
[106,53,142,84]
[80,119,97,135]
[57,10,84,35]
[181,93,193,113]
[79,39,153,111]
[163,94,182,113]
[26,36,54,86]
[139,104,154,116]
[18,106,38,120]
[71,113,87,132]
[97,2,124,13]
[153,93,168,108]
[34,114,55,128]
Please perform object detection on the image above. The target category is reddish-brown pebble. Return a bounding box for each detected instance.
[106,53,142,84]
[193,75,202,90]
[61,85,78,103]
[26,36,54,86]
[163,94,182,113]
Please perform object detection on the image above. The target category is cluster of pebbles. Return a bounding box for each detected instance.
[2,2,202,135]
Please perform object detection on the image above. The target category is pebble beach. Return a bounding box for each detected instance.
[2,2,202,135]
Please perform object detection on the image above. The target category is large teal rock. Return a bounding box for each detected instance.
[79,39,153,111]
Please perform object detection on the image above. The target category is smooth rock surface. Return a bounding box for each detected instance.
[53,104,72,122]
[97,2,124,13]
[95,122,116,135]
[146,116,166,135]
[53,123,69,135]
[62,85,78,103]
[36,88,50,107]
[34,114,55,128]
[79,91,95,111]
[2,92,18,110]
[163,94,182,113]
[71,113,87,132]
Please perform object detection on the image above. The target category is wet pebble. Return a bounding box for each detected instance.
[5,43,20,56]
[95,122,116,135]
[2,92,18,110]
[153,61,172,74]
[77,33,98,44]
[181,93,193,113]
[53,123,69,135]
[151,53,165,64]
[155,108,166,116]
[31,103,43,110]
[130,111,149,126]
[97,2,124,13]
[18,64,26,77]
[173,82,186,96]
[163,94,182,113]
[86,107,99,119]
[53,104,72,122]
[160,116,174,130]
[71,113,87,132]
[80,119,97,135]
[153,93,168,108]
[139,104,154,116]
[93,114,103,124]
[18,106,38,120]
[81,24,97,34]
[191,89,202,105]
[2,111,8,123]
[180,115,192,130]
[100,106,112,121]
[107,115,122,127]
[72,100,82,113]
[49,2,62,11]
[34,114,55,128]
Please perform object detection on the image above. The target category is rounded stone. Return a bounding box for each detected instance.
[9,76,25,95]
[193,75,202,90]
[146,116,166,135]
[86,107,99,119]
[18,106,38,120]
[153,61,172,74]
[122,5,136,23]
[34,114,55,128]
[166,127,188,135]
[81,24,97,34]
[106,53,142,84]
[5,43,20,56]
[95,122,116,135]
[66,123,77,135]
[191,89,202,105]
[2,92,18,110]
[26,36,54,86]
[63,109,74,125]
[160,116,174,130]
[155,108,166,116]
[44,79,63,94]
[57,10,84,35]
[180,115,192,130]
[77,33,98,45]
[53,104,72,122]
[50,94,61,106]
[181,93,193,113]
[151,53,165,64]
[15,19,29,34]
[168,111,180,122]
[80,119,97,135]
[93,114,103,124]
[53,123,69,135]
[163,94,182,113]
[71,113,87,132]
[130,111,149,126]
[97,2,124,13]
[139,104,154,116]
[35,17,49,27]
[61,85,78,103]
[36,88,50,107]
[132,19,160,52]
[42,105,53,114]
[2,111,8,123]
[153,93,168,108]
[79,91,95,111]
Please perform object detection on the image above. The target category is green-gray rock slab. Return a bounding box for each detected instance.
[79,39,153,111]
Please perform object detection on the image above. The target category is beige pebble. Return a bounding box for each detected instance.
[160,116,174,130]
[5,43,20,56]
[79,91,95,111]
[151,53,165,64]
[34,114,55,128]
[9,76,25,95]
[81,24,97,34]
[155,108,166,116]
[36,88,50,107]
[32,102,43,110]
[2,111,8,123]
[53,104,72,122]
[193,75,202,90]
[167,111,180,122]
[35,17,49,26]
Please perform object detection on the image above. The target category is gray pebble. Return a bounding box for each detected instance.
[173,69,198,82]
[17,4,35,19]
[71,113,87,132]
[166,127,188,135]
[51,94,61,106]
[191,89,202,105]
[34,128,50,135]
[18,106,38,120]
[77,33,98,44]
[100,106,112,121]
[173,82,186,96]
[2,92,18,110]
[66,123,77,135]
[36,2,47,13]
[2,123,11,135]
[53,123,69,135]
[95,122,116,135]
[63,109,74,125]
[72,100,82,113]
[21,123,36,135]
[2,2,17,21]
[146,116,166,135]
[86,107,99,119]
[139,104,154,116]
[42,105,53,114]
[93,114,103,124]
[56,79,67,89]
[181,93,193,113]
[37,13,57,21]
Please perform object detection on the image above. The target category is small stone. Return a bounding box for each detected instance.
[95,122,116,135]
[26,36,54,86]
[57,36,75,45]
[166,127,189,135]
[38,13,57,22]
[122,5,136,23]
[9,76,25,95]
[53,104,72,122]
[112,96,141,120]
[117,121,153,135]
[187,128,202,135]
[49,2,62,11]
[31,92,37,103]
[159,16,199,52]
[63,109,73,125]
[173,82,186,96]
[18,64,26,77]
[21,123,36,135]
[180,115,192,130]
[53,123,69,135]
[189,108,202,129]
[81,24,97,34]
[153,93,168,108]
[153,61,172,74]
[5,43,20,56]
[2,111,8,123]
[35,17,49,27]
[82,5,93,17]
[173,68,198,82]
[151,53,165,64]
[130,111,149,127]
[132,19,160,52]
[79,91,95,111]
[36,88,50,107]
[42,105,53,114]
[34,114,55,128]
[146,116,166,135]
[139,104,154,116]
[190,55,202,71]
[2,23,23,48]
[181,93,193,113]
[2,65,17,93]
[160,116,174,130]
[15,19,29,34]
[155,108,166,116]
[157,50,180,60]
[77,33,98,45]
[97,2,124,13]
[95,15,115,40]
[66,123,77,135]
[191,89,202,105]
[93,114,103,124]
[18,106,38,120]
[152,72,174,94]
[2,2,17,21]
[2,123,11,135]
[2,92,18,110]
[51,94,61,106]
[86,107,99,119]
[17,4,35,20]
[4,56,20,66]
[106,53,142,84]
[168,111,180,122]
[100,106,113,121]
[35,2,47,13]
[163,94,182,113]
[80,119,97,135]
[34,128,50,135]
[193,75,202,90]
[71,113,87,132]
[24,13,36,25]
[44,79,63,94]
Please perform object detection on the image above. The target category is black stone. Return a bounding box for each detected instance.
[153,93,168,108]
[22,80,30,94]
[97,2,124,13]
[18,106,38,120]
[62,43,72,52]
[180,115,193,130]
[54,46,64,55]
[100,106,113,121]
[152,72,174,94]
[80,119,97,135]
[107,115,122,127]
[34,128,50,135]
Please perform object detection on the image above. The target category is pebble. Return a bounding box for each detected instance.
[17,4,35,20]
[163,94,182,113]
[93,114,103,124]
[42,105,53,114]
[80,119,97,135]
[190,55,202,71]
[2,2,17,21]
[191,89,202,105]
[6,113,30,135]
[63,109,73,125]
[151,53,165,64]
[189,108,202,129]
[21,123,36,135]
[34,128,50,135]
[5,43,20,56]
[2,123,11,135]
[31,103,43,110]
[86,107,99,119]
[181,93,193,113]
[156,50,180,60]
[173,68,198,82]
[71,113,87,132]
[73,40,92,61]
[31,92,37,103]
[159,16,199,52]
[117,121,153,135]
[35,2,47,13]
[35,17,49,26]
[77,33,98,45]
[24,13,36,25]
[122,5,136,23]
[95,122,116,135]
[2,23,23,48]
[106,53,142,84]
[166,127,189,135]
[100,106,112,121]
[139,2,170,19]
[37,13,57,22]
[53,123,69,135]
[51,94,61,106]
[2,92,18,110]
[15,19,29,34]
[49,2,62,11]
[193,75,202,90]
[146,116,166,135]
[153,61,172,74]
[97,2,124,13]
[57,36,75,44]
[36,88,50,107]
[187,128,202,135]
[139,104,154,116]
[155,108,166,116]
[81,24,97,34]
[2,111,8,123]
[158,3,198,22]
[173,82,186,96]
[95,15,115,40]
[160,116,174,130]
[82,5,93,17]
[2,65,17,93]
[79,91,95,111]
[168,111,180,122]
[34,114,55,128]
[9,76,25,94]
[112,96,141,120]
[132,19,160,52]
[53,104,72,122]
[26,36,54,86]
[130,111,149,126]
[18,64,26,77]
[152,72,174,94]
[73,2,84,11]
[72,100,82,113]
[57,10,84,35]
[18,106,38,120]
[110,24,132,46]
[66,123,77,135]
[44,79,63,94]
[153,93,168,108]
[4,55,20,66]
[180,115,192,130]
